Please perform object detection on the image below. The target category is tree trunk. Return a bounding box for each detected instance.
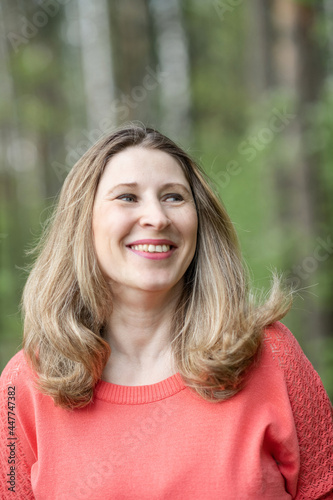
[77,0,116,131]
[149,0,191,142]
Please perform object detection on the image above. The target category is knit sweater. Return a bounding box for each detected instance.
[0,322,332,500]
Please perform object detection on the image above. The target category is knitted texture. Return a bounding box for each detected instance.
[0,322,332,499]
[264,322,333,499]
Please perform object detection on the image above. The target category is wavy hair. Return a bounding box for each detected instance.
[22,124,293,409]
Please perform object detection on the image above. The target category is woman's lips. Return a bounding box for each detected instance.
[126,243,176,260]
[127,239,177,247]
[126,239,177,260]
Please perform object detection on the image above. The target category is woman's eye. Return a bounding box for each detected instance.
[116,193,184,203]
[164,193,184,202]
[117,194,136,202]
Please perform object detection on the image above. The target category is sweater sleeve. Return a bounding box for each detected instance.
[0,351,35,500]
[265,322,333,500]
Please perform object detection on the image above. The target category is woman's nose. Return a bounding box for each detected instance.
[139,199,171,229]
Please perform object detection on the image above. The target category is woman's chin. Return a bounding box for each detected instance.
[116,279,184,296]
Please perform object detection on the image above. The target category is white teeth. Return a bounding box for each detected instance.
[130,244,171,253]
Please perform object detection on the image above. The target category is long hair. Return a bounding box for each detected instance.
[22,124,292,409]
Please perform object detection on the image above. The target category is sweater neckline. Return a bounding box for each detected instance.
[94,372,187,404]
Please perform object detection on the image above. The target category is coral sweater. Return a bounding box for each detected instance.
[0,322,332,500]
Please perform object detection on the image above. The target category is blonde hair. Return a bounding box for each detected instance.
[22,124,292,409]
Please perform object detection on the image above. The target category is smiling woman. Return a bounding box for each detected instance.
[92,146,198,385]
[0,124,332,499]
[92,147,198,300]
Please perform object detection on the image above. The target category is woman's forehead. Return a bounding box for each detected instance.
[100,146,190,186]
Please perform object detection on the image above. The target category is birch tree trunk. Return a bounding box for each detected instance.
[149,0,191,142]
[110,0,153,124]
[323,0,333,73]
[77,0,116,131]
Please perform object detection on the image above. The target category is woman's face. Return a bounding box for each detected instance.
[92,146,198,296]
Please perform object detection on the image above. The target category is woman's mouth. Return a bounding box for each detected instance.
[126,242,176,260]
[129,243,172,253]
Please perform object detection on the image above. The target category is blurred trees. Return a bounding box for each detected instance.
[0,0,332,396]
[246,0,333,363]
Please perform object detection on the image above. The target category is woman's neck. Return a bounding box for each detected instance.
[101,285,181,385]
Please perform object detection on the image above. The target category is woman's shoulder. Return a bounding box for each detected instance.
[262,320,314,372]
[262,321,331,400]
[0,349,35,392]
[263,320,302,350]
[262,322,333,499]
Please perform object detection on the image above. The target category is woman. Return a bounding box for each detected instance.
[0,124,332,499]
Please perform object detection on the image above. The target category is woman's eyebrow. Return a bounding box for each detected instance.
[161,182,191,194]
[106,182,191,195]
